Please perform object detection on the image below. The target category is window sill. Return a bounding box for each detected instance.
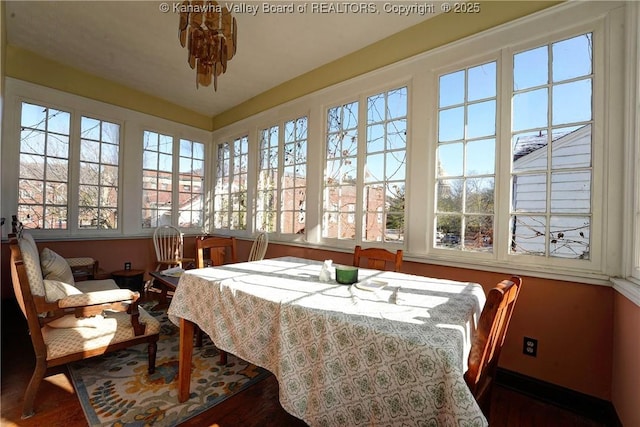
[611,278,640,307]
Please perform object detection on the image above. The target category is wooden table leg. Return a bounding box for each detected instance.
[178,317,195,402]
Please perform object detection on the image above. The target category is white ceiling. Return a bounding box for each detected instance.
[5,1,435,117]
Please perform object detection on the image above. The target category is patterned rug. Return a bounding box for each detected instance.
[68,304,270,426]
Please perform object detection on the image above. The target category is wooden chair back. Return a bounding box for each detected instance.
[248,232,269,261]
[153,225,185,270]
[196,236,238,268]
[465,276,522,415]
[353,245,403,272]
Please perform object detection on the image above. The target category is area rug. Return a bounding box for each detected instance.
[68,304,270,426]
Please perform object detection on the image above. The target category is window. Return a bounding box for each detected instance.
[281,117,307,234]
[323,87,408,243]
[177,139,205,228]
[79,116,120,229]
[510,34,593,260]
[257,116,308,234]
[436,62,496,252]
[213,135,248,230]
[142,130,173,228]
[365,87,407,242]
[323,101,359,240]
[18,102,71,229]
[257,125,278,232]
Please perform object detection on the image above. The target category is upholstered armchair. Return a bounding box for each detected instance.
[8,229,160,419]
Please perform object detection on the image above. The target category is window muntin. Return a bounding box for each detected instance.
[436,62,497,252]
[281,116,307,234]
[142,130,173,228]
[18,102,71,229]
[256,116,308,235]
[323,101,359,240]
[322,87,408,243]
[365,87,407,242]
[78,117,120,229]
[213,136,248,230]
[257,125,278,232]
[177,139,205,228]
[510,33,593,260]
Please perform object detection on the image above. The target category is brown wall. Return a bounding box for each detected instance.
[611,292,640,427]
[1,237,624,404]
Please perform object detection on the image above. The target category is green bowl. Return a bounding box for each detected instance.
[335,265,358,285]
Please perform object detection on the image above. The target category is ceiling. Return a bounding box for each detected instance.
[5,1,435,117]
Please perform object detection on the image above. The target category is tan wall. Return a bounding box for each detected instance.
[0,238,620,403]
[611,292,640,427]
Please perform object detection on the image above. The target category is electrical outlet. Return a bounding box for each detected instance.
[523,337,538,357]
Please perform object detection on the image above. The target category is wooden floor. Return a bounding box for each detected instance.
[1,297,608,427]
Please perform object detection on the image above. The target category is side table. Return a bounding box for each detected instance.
[111,269,145,292]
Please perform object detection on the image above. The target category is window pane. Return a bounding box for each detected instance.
[466,139,495,175]
[438,107,464,141]
[439,70,465,107]
[514,46,548,90]
[510,215,546,256]
[513,88,548,131]
[467,100,496,139]
[552,34,592,82]
[468,62,496,101]
[552,80,592,125]
[550,216,590,259]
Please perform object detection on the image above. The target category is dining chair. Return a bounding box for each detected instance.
[353,245,403,272]
[152,225,194,271]
[248,232,269,261]
[194,236,238,363]
[195,236,238,268]
[464,276,522,417]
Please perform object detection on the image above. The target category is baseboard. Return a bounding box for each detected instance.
[495,368,622,427]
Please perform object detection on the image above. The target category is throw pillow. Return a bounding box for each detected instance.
[40,248,75,286]
[43,279,82,303]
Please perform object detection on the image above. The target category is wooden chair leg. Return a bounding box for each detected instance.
[147,340,157,374]
[195,326,203,348]
[22,357,47,419]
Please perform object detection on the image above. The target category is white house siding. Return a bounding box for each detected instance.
[512,125,591,258]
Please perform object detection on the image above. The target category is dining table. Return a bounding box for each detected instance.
[167,256,488,426]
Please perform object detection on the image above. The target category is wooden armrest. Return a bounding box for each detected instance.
[58,289,138,309]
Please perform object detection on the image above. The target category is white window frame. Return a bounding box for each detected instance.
[1,78,210,239]
[212,134,250,232]
[612,1,640,305]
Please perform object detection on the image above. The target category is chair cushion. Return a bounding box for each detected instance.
[41,248,75,285]
[43,279,83,303]
[74,279,120,293]
[18,233,46,297]
[47,314,105,329]
[42,306,161,360]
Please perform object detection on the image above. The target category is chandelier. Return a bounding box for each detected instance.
[178,1,237,91]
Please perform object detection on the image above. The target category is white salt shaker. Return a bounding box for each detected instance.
[319,259,333,282]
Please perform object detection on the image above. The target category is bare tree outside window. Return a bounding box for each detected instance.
[436,62,497,252]
[79,116,120,229]
[323,101,358,239]
[18,102,71,229]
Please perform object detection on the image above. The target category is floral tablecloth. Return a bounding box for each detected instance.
[168,257,488,426]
